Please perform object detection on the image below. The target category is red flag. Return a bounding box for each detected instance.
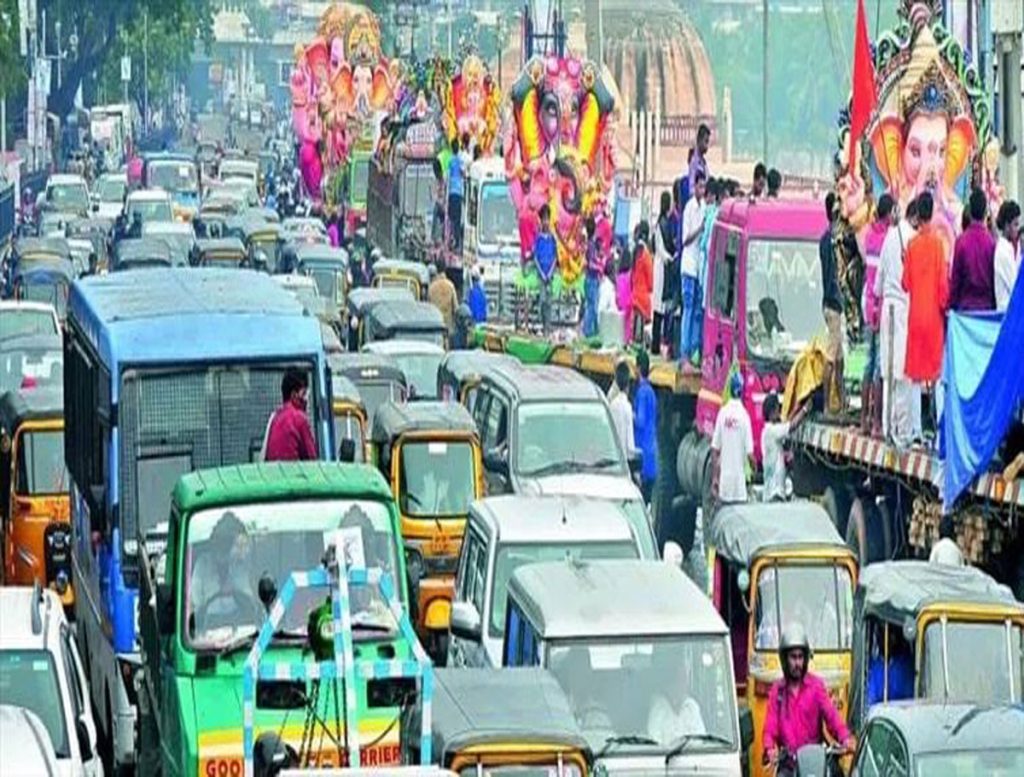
[848,0,877,171]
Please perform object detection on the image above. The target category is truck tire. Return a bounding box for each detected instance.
[875,498,895,561]
[822,483,852,538]
[846,496,887,566]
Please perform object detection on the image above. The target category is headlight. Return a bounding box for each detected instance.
[54,570,69,595]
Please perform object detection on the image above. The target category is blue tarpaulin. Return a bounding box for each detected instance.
[942,273,1024,511]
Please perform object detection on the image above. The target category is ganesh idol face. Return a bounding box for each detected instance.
[902,113,948,193]
[353,65,372,113]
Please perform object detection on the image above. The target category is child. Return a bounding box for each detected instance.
[760,392,809,502]
[533,204,558,335]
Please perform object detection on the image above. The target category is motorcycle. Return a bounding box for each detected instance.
[766,744,848,777]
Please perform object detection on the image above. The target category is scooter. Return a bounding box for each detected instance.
[767,744,848,777]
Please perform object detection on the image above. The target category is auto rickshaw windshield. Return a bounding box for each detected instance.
[546,636,738,750]
[184,499,400,650]
[309,268,344,304]
[398,440,475,517]
[357,380,406,426]
[15,428,67,495]
[754,565,854,651]
[920,619,1024,704]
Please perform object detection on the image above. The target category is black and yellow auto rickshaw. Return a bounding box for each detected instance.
[234,218,283,272]
[193,236,247,268]
[112,237,174,271]
[372,258,431,300]
[406,668,593,775]
[295,244,349,313]
[849,560,1024,735]
[363,299,447,348]
[345,286,415,351]
[66,217,111,273]
[8,237,72,294]
[329,372,370,462]
[371,400,483,662]
[328,351,409,427]
[0,388,73,606]
[437,350,518,405]
[705,500,857,777]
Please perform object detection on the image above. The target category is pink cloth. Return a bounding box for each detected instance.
[327,222,340,247]
[862,220,888,330]
[616,271,632,339]
[762,673,850,755]
[265,402,318,462]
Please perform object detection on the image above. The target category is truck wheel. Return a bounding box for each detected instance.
[875,499,895,560]
[822,483,852,537]
[846,497,887,566]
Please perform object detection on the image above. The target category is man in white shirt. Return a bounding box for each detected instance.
[994,200,1021,312]
[874,198,921,445]
[760,393,809,502]
[609,361,636,457]
[679,173,707,363]
[712,372,754,504]
[647,650,707,745]
[929,517,965,566]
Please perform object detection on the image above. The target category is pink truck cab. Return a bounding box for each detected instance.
[694,197,828,463]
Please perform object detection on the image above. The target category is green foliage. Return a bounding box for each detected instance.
[0,0,25,97]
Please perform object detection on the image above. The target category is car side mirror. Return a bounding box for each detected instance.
[483,449,508,477]
[739,707,754,750]
[628,451,642,475]
[76,715,94,761]
[450,601,482,643]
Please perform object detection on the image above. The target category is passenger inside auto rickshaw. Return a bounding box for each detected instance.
[865,623,913,706]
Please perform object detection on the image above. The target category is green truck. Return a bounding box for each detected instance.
[136,462,423,775]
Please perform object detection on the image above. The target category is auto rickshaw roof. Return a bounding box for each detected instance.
[425,668,590,759]
[373,258,430,285]
[365,300,445,333]
[0,333,62,355]
[347,286,415,315]
[12,257,75,281]
[708,500,845,566]
[484,361,606,403]
[865,701,1024,757]
[856,560,1023,623]
[14,237,72,261]
[236,218,283,240]
[0,387,64,430]
[328,352,408,385]
[370,400,476,444]
[438,350,518,386]
[509,560,727,640]
[195,237,246,256]
[115,238,173,267]
[294,244,349,267]
[171,462,392,521]
[331,374,363,404]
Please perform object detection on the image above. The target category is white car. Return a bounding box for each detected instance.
[43,174,91,216]
[0,301,61,342]
[0,705,62,776]
[0,586,103,776]
[125,189,174,226]
[91,173,128,221]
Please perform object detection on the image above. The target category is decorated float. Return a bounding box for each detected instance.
[834,0,998,334]
[290,2,401,219]
[503,52,618,299]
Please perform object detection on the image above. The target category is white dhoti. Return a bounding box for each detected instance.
[880,296,918,443]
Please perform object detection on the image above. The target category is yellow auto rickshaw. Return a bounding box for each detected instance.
[406,668,592,775]
[372,258,430,300]
[330,372,370,462]
[849,560,1024,734]
[706,500,857,776]
[370,400,483,663]
[0,388,73,607]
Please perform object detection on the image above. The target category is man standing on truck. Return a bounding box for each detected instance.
[633,350,658,505]
[680,172,707,367]
[533,204,558,335]
[712,372,754,505]
[819,193,845,416]
[447,137,466,251]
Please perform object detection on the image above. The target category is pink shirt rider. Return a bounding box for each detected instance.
[762,673,850,756]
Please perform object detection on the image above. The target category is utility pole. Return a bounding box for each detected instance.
[143,9,149,130]
[447,0,453,58]
[762,0,769,163]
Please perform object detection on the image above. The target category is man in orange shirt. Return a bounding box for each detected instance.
[901,191,949,442]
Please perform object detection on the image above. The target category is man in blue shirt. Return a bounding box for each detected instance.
[866,629,914,706]
[467,268,488,323]
[447,138,465,251]
[632,349,658,504]
[533,204,558,335]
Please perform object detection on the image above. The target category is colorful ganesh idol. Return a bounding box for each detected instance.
[446,54,501,156]
[837,0,991,259]
[291,40,327,200]
[505,54,616,285]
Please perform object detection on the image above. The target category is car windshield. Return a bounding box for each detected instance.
[388,353,441,399]
[350,158,369,203]
[333,412,365,462]
[914,748,1024,777]
[148,161,198,194]
[401,164,434,217]
[0,346,63,394]
[2,310,57,340]
[399,440,475,517]
[516,401,625,477]
[16,429,67,495]
[96,176,127,202]
[48,183,89,211]
[548,636,738,751]
[921,619,1024,704]
[184,499,400,649]
[746,239,822,361]
[754,564,853,651]
[478,182,519,246]
[490,541,639,638]
[129,198,174,223]
[0,650,69,757]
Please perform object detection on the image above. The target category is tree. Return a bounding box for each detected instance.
[39,0,214,118]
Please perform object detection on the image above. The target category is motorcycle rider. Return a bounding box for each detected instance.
[763,624,853,774]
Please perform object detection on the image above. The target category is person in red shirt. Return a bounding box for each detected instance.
[630,222,654,345]
[264,369,318,462]
[763,624,852,775]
